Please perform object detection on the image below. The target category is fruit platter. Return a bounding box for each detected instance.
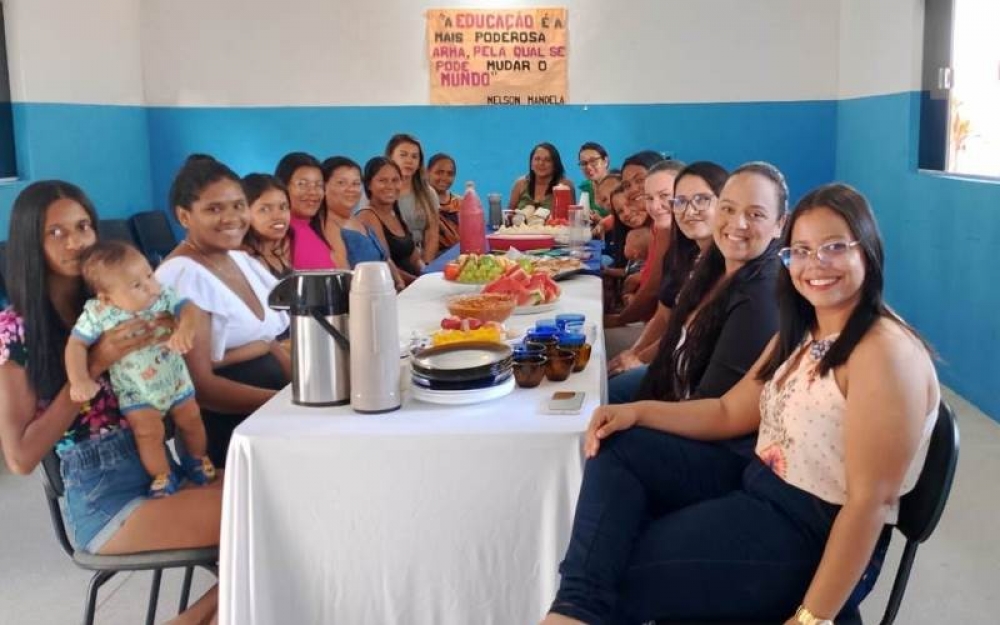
[481,266,561,314]
[442,253,534,284]
[442,253,584,284]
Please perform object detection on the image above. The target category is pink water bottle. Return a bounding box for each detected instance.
[459,181,487,254]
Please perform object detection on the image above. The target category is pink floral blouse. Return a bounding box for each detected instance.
[0,308,128,451]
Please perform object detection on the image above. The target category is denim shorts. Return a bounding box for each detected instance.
[59,428,151,553]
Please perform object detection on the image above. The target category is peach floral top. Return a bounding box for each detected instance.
[756,333,937,523]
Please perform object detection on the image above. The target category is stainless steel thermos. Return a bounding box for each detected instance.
[268,270,352,406]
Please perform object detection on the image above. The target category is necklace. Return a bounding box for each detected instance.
[809,337,836,361]
[182,240,243,281]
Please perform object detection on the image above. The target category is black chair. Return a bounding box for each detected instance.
[875,400,960,624]
[97,219,140,247]
[658,401,960,625]
[130,210,178,266]
[39,449,218,625]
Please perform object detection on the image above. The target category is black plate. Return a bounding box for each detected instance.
[411,342,514,382]
[411,369,513,391]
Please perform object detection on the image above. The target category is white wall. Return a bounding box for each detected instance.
[3,0,144,104]
[0,0,927,107]
[837,0,924,99]
[139,0,842,106]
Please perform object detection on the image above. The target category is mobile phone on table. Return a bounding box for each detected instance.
[546,391,586,415]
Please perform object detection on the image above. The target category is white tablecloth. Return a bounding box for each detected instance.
[220,273,606,625]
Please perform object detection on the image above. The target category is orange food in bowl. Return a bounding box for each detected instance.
[446,293,516,323]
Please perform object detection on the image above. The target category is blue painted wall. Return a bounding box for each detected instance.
[3,94,998,419]
[145,101,836,219]
[0,103,154,235]
[835,91,1000,419]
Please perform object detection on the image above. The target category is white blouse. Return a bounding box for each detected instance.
[156,252,289,362]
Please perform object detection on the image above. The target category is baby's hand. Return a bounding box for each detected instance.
[166,324,195,354]
[70,379,101,403]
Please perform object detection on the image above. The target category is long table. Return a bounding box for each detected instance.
[219,272,606,625]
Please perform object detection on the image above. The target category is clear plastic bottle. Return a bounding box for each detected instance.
[459,181,488,254]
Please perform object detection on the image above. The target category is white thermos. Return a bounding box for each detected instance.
[348,262,401,413]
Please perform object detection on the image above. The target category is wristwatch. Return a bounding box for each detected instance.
[795,605,834,625]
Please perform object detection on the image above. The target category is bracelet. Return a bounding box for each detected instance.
[795,605,834,625]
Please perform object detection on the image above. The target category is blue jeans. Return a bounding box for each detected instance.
[608,366,648,404]
[550,428,889,624]
[59,428,153,553]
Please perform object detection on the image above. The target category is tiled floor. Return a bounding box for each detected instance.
[1,388,996,624]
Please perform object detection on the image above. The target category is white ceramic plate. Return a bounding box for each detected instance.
[410,376,515,405]
[513,301,559,315]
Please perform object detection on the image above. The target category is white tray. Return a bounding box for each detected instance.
[410,376,515,405]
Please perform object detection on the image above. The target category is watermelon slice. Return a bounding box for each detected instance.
[527,273,561,303]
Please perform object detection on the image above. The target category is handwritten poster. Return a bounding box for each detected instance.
[426,8,568,105]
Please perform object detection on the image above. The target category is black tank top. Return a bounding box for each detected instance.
[362,207,421,276]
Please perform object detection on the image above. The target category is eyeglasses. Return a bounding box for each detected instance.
[778,240,860,268]
[669,193,715,214]
[292,180,324,191]
[578,156,605,168]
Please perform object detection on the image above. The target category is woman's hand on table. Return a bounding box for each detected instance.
[87,314,173,377]
[584,404,638,458]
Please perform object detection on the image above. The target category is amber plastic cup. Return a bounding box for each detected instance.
[525,336,559,358]
[513,354,548,388]
[545,349,575,382]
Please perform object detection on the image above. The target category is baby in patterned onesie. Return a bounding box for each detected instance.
[65,241,216,497]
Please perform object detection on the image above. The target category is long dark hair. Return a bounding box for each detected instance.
[608,184,632,268]
[7,181,98,399]
[638,164,788,401]
[385,134,437,221]
[758,183,930,381]
[526,143,566,200]
[362,157,409,233]
[660,161,728,298]
[240,173,291,267]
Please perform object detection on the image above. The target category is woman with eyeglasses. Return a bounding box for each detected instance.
[543,182,940,625]
[613,162,782,410]
[577,142,610,217]
[507,142,575,211]
[274,152,340,270]
[386,134,441,263]
[607,161,731,401]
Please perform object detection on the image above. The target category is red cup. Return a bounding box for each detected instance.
[552,184,572,221]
